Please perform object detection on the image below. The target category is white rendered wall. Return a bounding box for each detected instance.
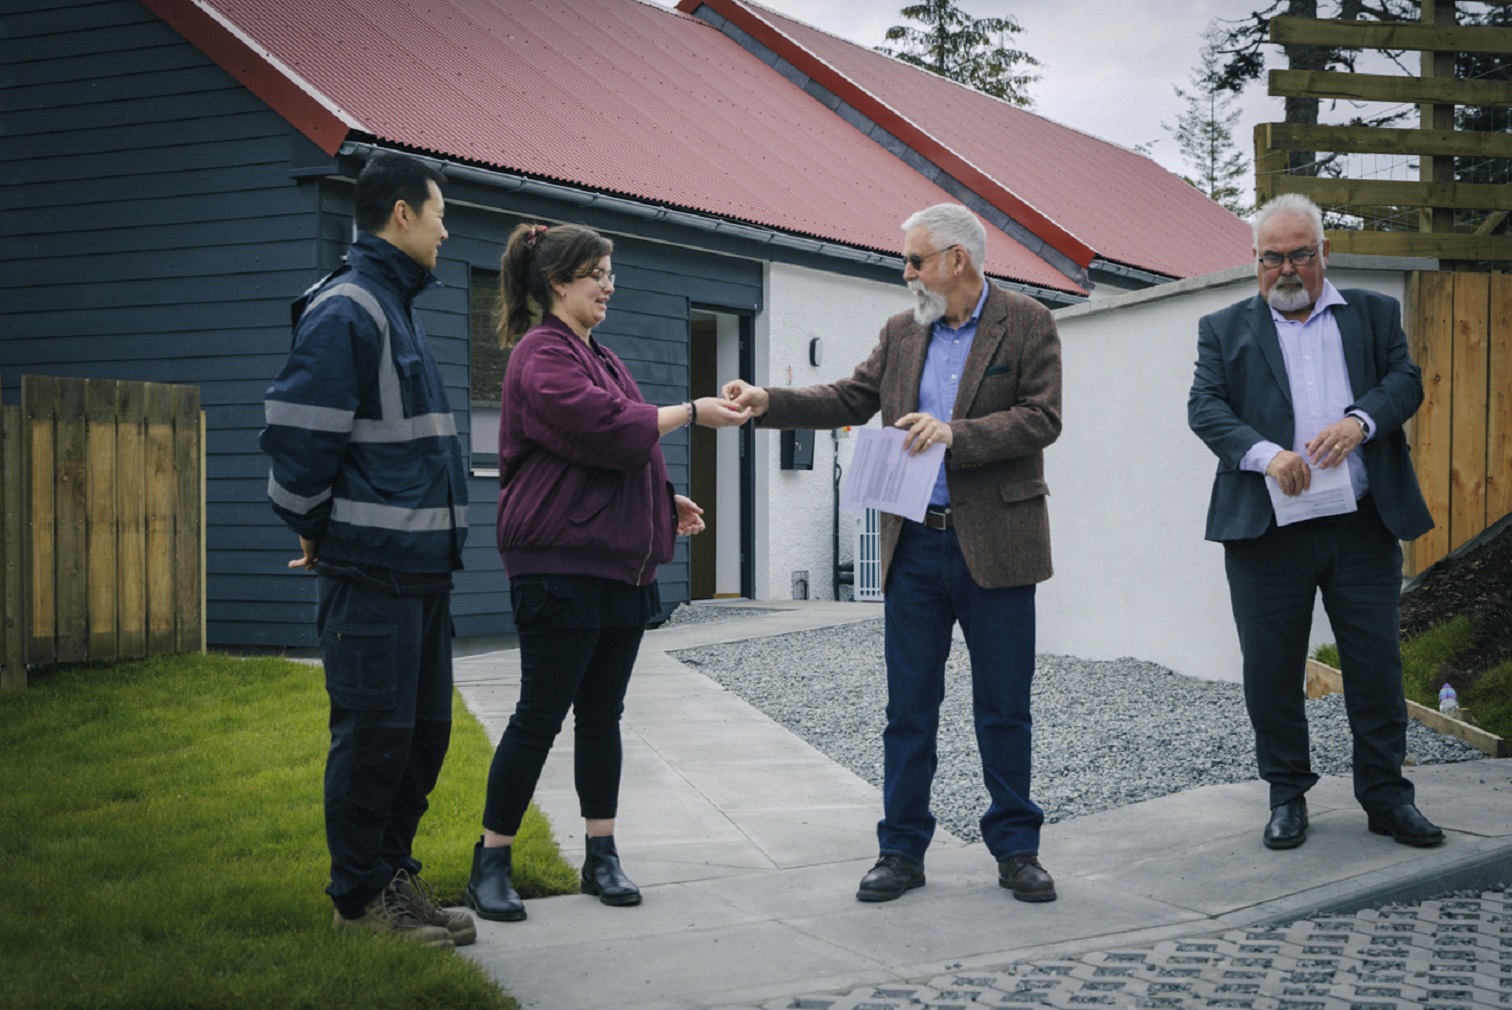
[1040,257,1425,682]
[752,261,912,600]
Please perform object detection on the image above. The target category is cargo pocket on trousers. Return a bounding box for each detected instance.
[322,622,399,710]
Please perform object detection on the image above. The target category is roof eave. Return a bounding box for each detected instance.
[140,0,362,155]
[682,0,1098,272]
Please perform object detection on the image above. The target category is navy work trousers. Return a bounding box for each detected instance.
[317,572,453,919]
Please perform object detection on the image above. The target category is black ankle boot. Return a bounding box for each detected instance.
[581,835,641,906]
[465,837,526,921]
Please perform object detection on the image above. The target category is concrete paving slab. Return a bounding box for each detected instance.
[452,603,1512,1010]
[469,916,894,1010]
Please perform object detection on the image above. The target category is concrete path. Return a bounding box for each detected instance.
[452,601,1512,1010]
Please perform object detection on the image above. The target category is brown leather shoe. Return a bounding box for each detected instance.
[998,855,1056,903]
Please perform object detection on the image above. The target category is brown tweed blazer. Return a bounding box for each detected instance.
[763,282,1062,589]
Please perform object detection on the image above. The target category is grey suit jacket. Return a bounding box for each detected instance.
[762,282,1062,589]
[1188,287,1433,543]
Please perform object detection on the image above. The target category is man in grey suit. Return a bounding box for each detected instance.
[724,204,1062,903]
[1189,193,1442,852]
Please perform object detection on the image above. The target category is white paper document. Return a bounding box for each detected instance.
[839,426,945,523]
[1266,461,1358,527]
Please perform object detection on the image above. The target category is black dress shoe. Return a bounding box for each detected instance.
[856,854,925,902]
[998,855,1056,903]
[1263,797,1308,850]
[1368,803,1445,847]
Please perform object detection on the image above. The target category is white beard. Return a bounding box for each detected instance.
[1267,279,1313,313]
[909,281,948,326]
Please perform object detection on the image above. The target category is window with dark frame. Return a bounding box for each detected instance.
[469,267,507,466]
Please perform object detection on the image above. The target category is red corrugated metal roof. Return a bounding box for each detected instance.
[146,0,1085,295]
[691,0,1255,280]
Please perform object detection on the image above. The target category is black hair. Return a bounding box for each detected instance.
[353,153,444,234]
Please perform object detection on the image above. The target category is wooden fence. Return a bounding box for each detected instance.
[0,375,204,690]
[1406,271,1512,575]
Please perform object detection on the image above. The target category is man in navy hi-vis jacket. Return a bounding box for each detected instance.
[262,153,472,948]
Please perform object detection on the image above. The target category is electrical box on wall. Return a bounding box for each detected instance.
[779,428,814,470]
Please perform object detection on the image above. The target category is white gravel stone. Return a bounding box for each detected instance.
[668,616,1484,844]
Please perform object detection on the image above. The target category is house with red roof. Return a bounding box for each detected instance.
[4,0,1252,648]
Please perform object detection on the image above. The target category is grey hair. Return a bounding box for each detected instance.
[1253,193,1325,248]
[902,204,986,272]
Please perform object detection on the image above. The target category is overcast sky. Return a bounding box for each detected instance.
[648,0,1430,186]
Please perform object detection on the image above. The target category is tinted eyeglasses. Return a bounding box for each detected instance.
[1258,248,1319,269]
[904,245,958,271]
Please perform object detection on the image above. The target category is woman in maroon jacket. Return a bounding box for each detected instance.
[466,223,749,921]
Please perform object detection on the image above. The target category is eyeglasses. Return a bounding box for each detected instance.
[581,269,615,289]
[1258,248,1319,269]
[904,245,958,271]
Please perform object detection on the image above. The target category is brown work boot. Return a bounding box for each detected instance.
[333,885,455,948]
[391,868,477,945]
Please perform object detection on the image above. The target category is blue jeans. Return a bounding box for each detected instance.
[880,521,1042,861]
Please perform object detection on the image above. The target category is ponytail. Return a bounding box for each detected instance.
[496,222,614,348]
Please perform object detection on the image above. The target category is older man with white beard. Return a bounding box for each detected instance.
[723,204,1063,904]
[1189,193,1442,854]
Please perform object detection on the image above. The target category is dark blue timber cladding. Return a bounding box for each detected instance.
[3,0,329,648]
[2,0,763,648]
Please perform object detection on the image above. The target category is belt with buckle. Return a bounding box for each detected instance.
[922,507,953,530]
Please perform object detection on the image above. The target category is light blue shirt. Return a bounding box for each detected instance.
[1240,280,1374,501]
[919,281,989,507]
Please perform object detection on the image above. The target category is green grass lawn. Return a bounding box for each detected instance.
[0,652,579,1010]
[1316,615,1512,741]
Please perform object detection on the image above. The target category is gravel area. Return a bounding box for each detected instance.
[655,604,787,628]
[669,618,1485,843]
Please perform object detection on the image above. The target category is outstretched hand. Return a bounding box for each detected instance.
[694,396,752,429]
[720,379,769,417]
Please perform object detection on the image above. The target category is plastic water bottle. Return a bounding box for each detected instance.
[1438,683,1459,717]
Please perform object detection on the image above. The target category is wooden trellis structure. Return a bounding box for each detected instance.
[1255,1,1512,263]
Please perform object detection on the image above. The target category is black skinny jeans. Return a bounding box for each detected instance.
[482,622,645,835]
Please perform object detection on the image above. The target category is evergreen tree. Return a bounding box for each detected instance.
[1167,27,1252,216]
[878,1,1039,107]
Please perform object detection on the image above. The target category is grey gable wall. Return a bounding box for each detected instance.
[4,0,326,648]
[3,0,767,649]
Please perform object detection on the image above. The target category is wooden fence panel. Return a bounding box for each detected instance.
[1408,270,1511,575]
[2,402,23,690]
[172,385,202,654]
[53,377,89,664]
[1450,273,1490,551]
[1408,272,1455,572]
[1,374,203,686]
[1491,274,1512,523]
[24,377,56,666]
[116,382,148,658]
[85,381,118,659]
[144,383,176,656]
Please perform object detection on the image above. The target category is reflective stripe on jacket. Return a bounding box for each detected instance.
[261,232,468,573]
